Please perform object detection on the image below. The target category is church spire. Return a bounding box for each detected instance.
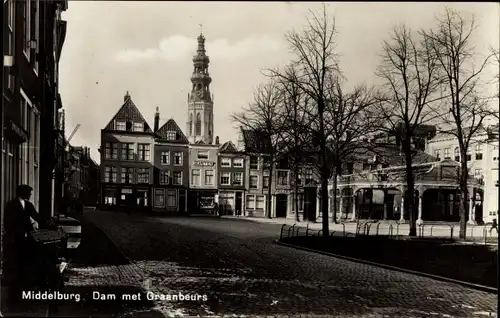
[190,32,212,103]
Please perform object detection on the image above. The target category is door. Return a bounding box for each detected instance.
[235,192,243,216]
[276,194,288,218]
[179,190,186,214]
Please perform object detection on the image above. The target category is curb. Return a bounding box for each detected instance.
[273,239,498,294]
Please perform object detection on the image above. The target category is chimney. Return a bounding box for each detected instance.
[154,107,160,132]
[215,136,219,145]
[124,91,130,102]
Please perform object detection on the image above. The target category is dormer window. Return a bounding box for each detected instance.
[167,131,176,141]
[115,121,126,131]
[133,122,144,132]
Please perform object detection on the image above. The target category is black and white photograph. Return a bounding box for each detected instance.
[0,1,499,317]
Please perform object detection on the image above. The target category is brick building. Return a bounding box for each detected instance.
[99,92,155,211]
[217,140,246,216]
[152,108,189,214]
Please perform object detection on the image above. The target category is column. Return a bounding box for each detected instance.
[468,196,476,224]
[400,196,405,222]
[350,194,357,221]
[338,195,343,221]
[383,189,388,220]
[416,196,423,225]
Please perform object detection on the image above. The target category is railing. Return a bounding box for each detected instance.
[279,222,348,240]
[418,223,458,240]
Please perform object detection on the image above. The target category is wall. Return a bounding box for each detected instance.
[188,144,218,190]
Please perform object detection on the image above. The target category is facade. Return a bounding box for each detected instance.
[152,108,189,214]
[1,0,68,221]
[186,33,214,145]
[65,145,100,206]
[99,92,155,211]
[217,141,246,216]
[188,142,219,213]
[425,125,499,223]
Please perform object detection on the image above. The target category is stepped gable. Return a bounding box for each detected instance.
[103,92,153,132]
[155,118,189,144]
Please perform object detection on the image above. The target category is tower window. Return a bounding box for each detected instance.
[195,113,201,136]
[189,114,193,136]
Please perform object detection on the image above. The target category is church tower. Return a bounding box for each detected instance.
[187,33,214,144]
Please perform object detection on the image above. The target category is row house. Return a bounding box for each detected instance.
[152,108,189,214]
[1,0,68,220]
[65,145,100,206]
[188,141,219,213]
[425,124,499,223]
[217,140,246,215]
[99,92,155,211]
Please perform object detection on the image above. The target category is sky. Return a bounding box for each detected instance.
[59,2,499,164]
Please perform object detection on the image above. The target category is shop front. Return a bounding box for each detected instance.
[188,189,218,215]
[101,185,151,211]
[152,187,187,214]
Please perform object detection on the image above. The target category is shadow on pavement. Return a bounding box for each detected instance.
[52,219,163,317]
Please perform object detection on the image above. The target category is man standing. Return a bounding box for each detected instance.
[2,185,45,309]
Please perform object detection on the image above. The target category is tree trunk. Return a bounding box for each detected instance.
[294,166,300,222]
[332,172,338,224]
[459,162,469,239]
[321,173,329,237]
[404,146,417,237]
[266,162,273,219]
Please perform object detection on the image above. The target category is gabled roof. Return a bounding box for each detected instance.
[241,128,272,153]
[103,92,153,133]
[155,118,188,144]
[219,141,238,153]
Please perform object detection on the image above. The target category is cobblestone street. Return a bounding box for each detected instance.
[65,210,498,317]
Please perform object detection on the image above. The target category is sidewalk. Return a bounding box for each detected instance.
[221,215,499,240]
[48,219,163,317]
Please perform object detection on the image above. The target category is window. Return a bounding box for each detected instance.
[263,176,269,189]
[104,166,117,183]
[221,157,231,167]
[138,144,150,161]
[475,144,483,160]
[167,131,176,140]
[277,171,289,186]
[191,169,201,185]
[454,147,460,162]
[444,148,451,160]
[246,195,255,209]
[133,122,144,132]
[474,169,482,178]
[256,196,265,209]
[249,176,258,189]
[232,172,243,186]
[22,0,31,58]
[174,152,183,165]
[154,189,165,208]
[220,172,230,185]
[233,158,244,168]
[434,149,441,160]
[195,113,201,136]
[205,170,214,185]
[105,142,118,159]
[167,190,177,207]
[115,121,126,131]
[137,168,149,183]
[160,151,170,165]
[304,168,313,185]
[122,143,134,160]
[197,151,209,160]
[160,171,170,184]
[249,156,258,169]
[173,171,182,185]
[121,167,134,184]
[189,114,193,136]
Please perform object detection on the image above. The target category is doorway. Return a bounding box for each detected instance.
[235,192,243,216]
[179,190,186,214]
[276,194,288,218]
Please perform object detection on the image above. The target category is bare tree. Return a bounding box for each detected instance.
[276,66,311,222]
[266,4,340,236]
[375,24,443,237]
[232,81,285,219]
[421,8,496,239]
[323,74,382,223]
